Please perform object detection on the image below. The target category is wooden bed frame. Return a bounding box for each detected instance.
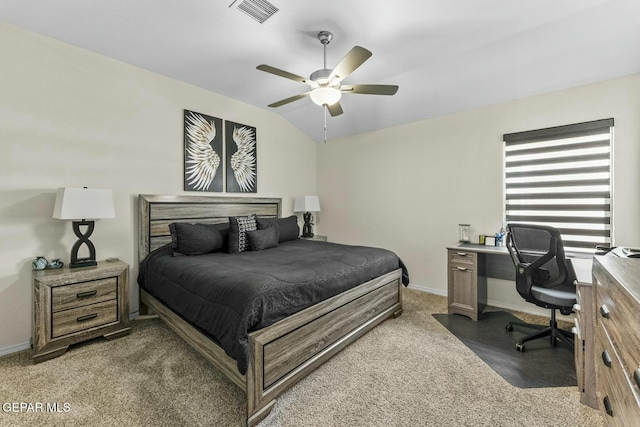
[138,194,403,426]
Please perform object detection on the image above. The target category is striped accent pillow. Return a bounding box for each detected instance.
[228,214,257,253]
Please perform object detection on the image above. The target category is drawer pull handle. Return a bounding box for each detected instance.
[76,290,98,299]
[455,267,468,271]
[603,396,613,417]
[76,313,98,322]
[634,368,640,389]
[599,304,610,319]
[601,350,612,368]
[456,252,468,256]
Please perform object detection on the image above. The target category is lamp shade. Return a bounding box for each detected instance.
[294,196,321,213]
[52,187,115,220]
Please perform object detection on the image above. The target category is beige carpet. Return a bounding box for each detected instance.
[0,289,603,427]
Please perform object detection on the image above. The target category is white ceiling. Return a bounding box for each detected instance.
[2,0,640,142]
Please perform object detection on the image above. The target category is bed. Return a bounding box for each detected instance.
[137,195,405,426]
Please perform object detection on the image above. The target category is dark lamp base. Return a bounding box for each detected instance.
[302,212,315,238]
[69,258,97,269]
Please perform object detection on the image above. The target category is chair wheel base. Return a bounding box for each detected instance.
[505,323,514,332]
[516,343,525,352]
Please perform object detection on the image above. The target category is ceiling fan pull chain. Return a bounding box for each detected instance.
[324,106,328,144]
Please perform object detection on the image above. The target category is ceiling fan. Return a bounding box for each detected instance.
[256,31,399,118]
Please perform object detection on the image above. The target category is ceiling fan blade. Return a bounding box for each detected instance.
[341,84,399,96]
[328,46,372,83]
[327,102,344,117]
[267,92,310,108]
[257,64,314,86]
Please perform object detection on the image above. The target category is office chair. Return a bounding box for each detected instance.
[504,224,577,352]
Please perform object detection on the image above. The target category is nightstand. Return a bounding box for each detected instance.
[300,235,327,242]
[32,260,130,363]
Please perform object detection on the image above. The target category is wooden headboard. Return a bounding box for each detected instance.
[138,195,282,260]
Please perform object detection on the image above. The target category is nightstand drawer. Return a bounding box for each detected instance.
[51,278,117,312]
[51,299,118,338]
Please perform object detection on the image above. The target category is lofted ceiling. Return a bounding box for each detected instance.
[2,0,640,142]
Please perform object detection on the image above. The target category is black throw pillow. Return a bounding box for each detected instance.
[256,215,299,242]
[169,223,224,256]
[246,227,279,251]
[228,214,257,253]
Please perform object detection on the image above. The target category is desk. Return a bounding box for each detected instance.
[446,243,597,409]
[446,243,514,321]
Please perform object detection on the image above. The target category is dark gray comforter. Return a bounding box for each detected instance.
[137,239,409,374]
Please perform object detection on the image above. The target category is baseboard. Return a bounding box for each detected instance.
[406,283,446,296]
[486,299,562,319]
[2,313,138,357]
[407,284,559,320]
[0,341,31,357]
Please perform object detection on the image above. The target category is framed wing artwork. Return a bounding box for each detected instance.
[183,110,223,192]
[225,120,257,193]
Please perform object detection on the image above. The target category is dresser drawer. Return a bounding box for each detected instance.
[596,326,640,426]
[51,299,118,338]
[595,276,640,379]
[595,327,628,425]
[51,277,118,312]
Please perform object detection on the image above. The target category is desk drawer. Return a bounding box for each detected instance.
[448,250,477,267]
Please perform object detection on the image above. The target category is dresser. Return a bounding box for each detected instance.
[32,260,130,362]
[592,255,640,425]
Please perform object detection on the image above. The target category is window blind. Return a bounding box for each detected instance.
[504,118,613,254]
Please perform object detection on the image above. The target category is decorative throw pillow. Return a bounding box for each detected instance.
[246,227,279,251]
[256,215,299,242]
[169,223,224,256]
[213,222,230,252]
[228,214,258,253]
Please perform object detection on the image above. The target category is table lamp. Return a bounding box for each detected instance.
[53,187,115,268]
[294,196,321,238]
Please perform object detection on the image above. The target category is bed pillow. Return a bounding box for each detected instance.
[228,214,258,253]
[256,215,299,242]
[246,227,279,251]
[169,223,224,256]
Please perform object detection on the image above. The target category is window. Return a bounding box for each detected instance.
[503,118,613,254]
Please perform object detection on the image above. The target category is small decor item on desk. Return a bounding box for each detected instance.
[32,256,48,270]
[484,236,496,246]
[459,224,471,243]
[47,259,64,269]
[478,234,485,245]
[495,228,506,247]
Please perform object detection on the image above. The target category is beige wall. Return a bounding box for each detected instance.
[2,21,639,353]
[318,74,640,314]
[0,23,317,352]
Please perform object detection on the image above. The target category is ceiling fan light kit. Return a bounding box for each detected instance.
[310,87,342,106]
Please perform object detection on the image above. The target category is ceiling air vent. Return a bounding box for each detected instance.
[229,0,279,24]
